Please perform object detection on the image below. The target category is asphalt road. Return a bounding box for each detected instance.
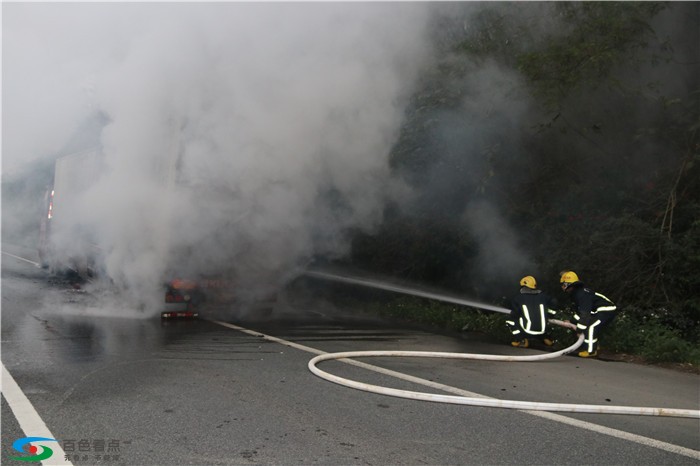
[2,244,699,465]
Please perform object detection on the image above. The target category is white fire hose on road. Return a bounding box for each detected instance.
[304,271,700,419]
[309,320,699,418]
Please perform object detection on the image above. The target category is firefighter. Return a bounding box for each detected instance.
[560,271,617,358]
[506,276,557,348]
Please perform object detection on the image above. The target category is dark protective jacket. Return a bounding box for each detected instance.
[509,288,558,336]
[567,282,617,329]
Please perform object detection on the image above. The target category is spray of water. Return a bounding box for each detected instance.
[3,3,435,314]
[304,270,509,314]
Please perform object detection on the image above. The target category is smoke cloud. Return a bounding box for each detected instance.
[11,2,683,310]
[3,3,434,312]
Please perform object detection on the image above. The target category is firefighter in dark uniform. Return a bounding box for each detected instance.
[506,276,558,348]
[560,271,617,358]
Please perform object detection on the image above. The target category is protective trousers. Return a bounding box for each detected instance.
[575,311,616,353]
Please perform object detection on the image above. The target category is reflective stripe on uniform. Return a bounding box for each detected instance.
[595,305,617,312]
[519,304,545,335]
[536,304,546,333]
[521,305,530,331]
[584,319,602,353]
[593,293,616,313]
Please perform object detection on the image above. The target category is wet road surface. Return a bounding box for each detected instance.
[2,246,699,465]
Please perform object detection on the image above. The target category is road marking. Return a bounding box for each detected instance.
[1,251,41,267]
[213,320,326,355]
[2,249,695,459]
[1,363,73,465]
[212,319,700,461]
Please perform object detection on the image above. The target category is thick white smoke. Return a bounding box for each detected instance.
[4,3,433,311]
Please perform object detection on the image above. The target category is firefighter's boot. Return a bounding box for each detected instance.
[578,350,598,358]
[511,339,529,348]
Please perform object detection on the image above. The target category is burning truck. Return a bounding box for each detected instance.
[38,144,277,318]
[38,147,104,279]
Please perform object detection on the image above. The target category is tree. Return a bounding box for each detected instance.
[347,2,700,342]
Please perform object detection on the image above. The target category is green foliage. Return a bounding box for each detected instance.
[377,298,698,366]
[517,2,668,108]
[344,2,699,365]
[373,296,510,339]
[350,216,478,292]
[657,215,700,341]
[605,311,700,365]
[295,278,697,366]
[452,4,538,63]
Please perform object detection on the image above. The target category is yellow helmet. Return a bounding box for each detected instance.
[560,271,580,285]
[519,275,537,289]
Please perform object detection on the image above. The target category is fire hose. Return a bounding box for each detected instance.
[308,319,700,419]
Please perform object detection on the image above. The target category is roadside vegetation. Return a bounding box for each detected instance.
[327,3,699,368]
[375,297,700,368]
[299,283,700,370]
